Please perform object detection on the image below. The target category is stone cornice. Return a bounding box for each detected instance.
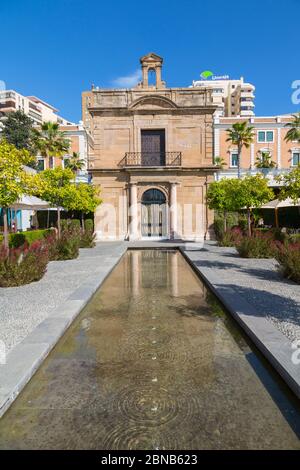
[89,165,216,173]
[88,106,216,116]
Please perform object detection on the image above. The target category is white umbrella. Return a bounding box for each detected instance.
[261,198,300,227]
[10,195,50,210]
[261,198,300,209]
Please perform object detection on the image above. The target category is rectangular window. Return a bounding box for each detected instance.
[49,157,54,169]
[37,159,45,172]
[292,152,300,166]
[230,153,238,167]
[257,130,274,143]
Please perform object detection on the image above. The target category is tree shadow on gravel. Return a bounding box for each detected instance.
[191,257,297,286]
[215,283,300,328]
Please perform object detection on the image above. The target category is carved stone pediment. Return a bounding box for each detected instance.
[129,95,177,110]
[140,52,163,64]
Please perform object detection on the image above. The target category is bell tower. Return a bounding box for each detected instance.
[139,52,166,89]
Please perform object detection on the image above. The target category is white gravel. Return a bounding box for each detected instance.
[198,243,300,342]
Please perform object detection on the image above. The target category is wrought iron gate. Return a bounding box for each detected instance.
[141,189,168,238]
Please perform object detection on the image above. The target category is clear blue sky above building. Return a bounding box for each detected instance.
[1,0,299,122]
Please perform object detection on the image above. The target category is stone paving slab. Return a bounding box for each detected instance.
[0,242,126,417]
[181,243,300,399]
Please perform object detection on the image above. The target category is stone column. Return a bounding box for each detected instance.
[142,66,148,87]
[277,127,281,169]
[156,65,162,88]
[170,183,178,239]
[129,183,138,241]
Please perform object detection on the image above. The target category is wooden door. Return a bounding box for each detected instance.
[141,130,165,166]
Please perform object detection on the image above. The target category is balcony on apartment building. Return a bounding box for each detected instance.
[28,101,42,123]
[0,91,16,113]
[240,90,255,99]
[215,167,290,186]
[120,151,182,168]
[0,100,16,113]
[240,99,255,108]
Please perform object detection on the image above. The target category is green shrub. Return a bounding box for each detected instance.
[54,219,81,260]
[61,219,81,234]
[272,228,287,243]
[80,219,95,248]
[276,242,300,283]
[288,233,300,244]
[0,241,49,287]
[214,211,240,241]
[235,232,278,258]
[84,219,94,232]
[9,232,26,248]
[5,229,52,249]
[213,218,225,241]
[55,236,79,260]
[219,227,243,247]
[238,214,248,232]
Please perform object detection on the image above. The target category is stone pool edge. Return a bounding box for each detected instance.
[0,244,127,419]
[180,247,300,400]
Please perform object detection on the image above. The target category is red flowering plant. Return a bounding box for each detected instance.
[276,241,300,284]
[235,230,279,258]
[0,240,49,287]
[219,226,243,247]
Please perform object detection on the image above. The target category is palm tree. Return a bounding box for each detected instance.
[226,121,255,178]
[213,156,227,181]
[33,122,70,235]
[255,151,276,169]
[65,152,85,179]
[213,156,227,169]
[32,121,70,166]
[284,112,300,143]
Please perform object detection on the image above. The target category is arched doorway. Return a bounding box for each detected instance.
[141,189,168,238]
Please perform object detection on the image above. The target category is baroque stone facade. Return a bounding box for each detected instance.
[82,53,216,241]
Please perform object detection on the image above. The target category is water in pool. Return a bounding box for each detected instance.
[0,249,299,449]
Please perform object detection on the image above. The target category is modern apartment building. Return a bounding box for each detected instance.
[0,89,91,180]
[0,90,73,125]
[214,115,299,184]
[191,76,255,117]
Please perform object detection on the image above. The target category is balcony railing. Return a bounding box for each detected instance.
[120,152,182,167]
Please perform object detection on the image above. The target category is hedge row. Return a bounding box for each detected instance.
[0,229,53,248]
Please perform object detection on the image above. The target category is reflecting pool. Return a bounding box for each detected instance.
[0,250,299,449]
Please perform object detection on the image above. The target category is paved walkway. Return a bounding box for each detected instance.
[0,242,125,354]
[184,242,300,342]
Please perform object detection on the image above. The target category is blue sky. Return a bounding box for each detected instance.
[1,0,299,122]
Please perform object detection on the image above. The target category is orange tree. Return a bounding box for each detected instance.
[206,178,243,233]
[0,141,36,249]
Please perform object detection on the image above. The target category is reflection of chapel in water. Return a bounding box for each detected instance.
[129,250,206,300]
[82,53,216,241]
